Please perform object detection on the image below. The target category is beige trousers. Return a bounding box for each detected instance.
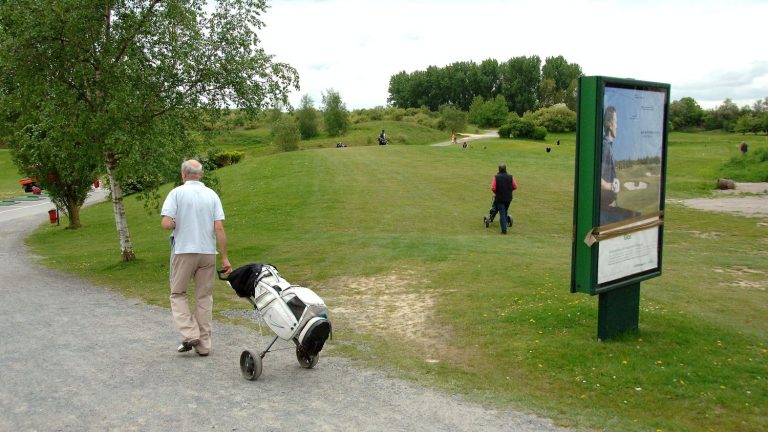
[170,253,216,353]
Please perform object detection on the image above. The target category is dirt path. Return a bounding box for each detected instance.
[432,130,498,147]
[0,208,570,431]
[679,182,768,217]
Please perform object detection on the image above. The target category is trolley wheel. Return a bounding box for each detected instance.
[240,350,262,381]
[296,347,319,369]
[507,215,513,227]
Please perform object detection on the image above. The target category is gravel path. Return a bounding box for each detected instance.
[0,203,570,431]
[431,130,498,147]
[680,182,768,217]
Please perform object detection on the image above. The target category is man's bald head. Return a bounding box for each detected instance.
[181,159,203,180]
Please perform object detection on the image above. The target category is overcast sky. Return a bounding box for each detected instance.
[257,0,768,110]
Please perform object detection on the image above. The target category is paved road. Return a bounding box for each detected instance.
[0,192,570,431]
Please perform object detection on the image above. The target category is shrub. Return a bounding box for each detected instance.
[211,150,245,167]
[526,104,576,132]
[498,124,513,139]
[384,107,405,121]
[498,118,545,140]
[469,95,509,128]
[272,116,300,152]
[532,126,548,140]
[509,117,536,138]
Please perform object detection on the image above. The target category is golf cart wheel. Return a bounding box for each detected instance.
[240,350,262,381]
[296,347,319,369]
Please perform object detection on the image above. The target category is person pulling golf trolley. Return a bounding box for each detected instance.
[483,163,518,234]
[219,263,332,381]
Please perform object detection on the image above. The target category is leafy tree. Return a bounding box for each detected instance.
[500,55,541,115]
[477,58,501,99]
[526,104,576,132]
[296,94,319,140]
[538,79,559,108]
[272,114,300,152]
[322,89,349,137]
[669,97,704,130]
[707,99,741,131]
[9,122,100,228]
[468,95,509,128]
[0,0,298,260]
[540,55,582,107]
[439,104,466,134]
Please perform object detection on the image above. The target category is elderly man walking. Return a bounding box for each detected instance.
[161,159,231,356]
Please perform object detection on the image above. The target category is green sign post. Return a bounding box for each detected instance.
[571,76,670,340]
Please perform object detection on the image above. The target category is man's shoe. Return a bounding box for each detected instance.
[196,350,209,357]
[177,339,200,353]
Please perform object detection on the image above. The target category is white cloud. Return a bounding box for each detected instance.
[258,0,768,110]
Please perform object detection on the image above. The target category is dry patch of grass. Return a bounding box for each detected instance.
[322,269,456,361]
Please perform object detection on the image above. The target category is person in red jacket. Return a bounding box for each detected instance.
[485,164,517,234]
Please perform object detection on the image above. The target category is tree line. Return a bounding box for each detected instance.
[387,55,583,115]
[670,97,768,133]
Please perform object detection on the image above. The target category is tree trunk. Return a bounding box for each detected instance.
[105,152,136,261]
[64,202,82,229]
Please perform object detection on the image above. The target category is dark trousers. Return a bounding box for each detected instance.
[495,199,511,233]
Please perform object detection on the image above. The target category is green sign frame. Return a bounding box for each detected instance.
[571,76,670,296]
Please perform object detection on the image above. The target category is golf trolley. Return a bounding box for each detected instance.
[219,264,332,381]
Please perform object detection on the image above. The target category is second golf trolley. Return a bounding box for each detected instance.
[220,263,332,381]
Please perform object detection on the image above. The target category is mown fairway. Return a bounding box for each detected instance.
[18,130,768,431]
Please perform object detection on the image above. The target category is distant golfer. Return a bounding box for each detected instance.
[490,164,517,235]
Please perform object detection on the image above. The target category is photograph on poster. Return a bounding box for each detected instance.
[599,85,667,226]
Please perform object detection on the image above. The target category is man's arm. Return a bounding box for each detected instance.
[161,216,175,230]
[490,176,497,193]
[214,220,232,273]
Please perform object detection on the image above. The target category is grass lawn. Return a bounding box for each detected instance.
[208,120,449,158]
[15,129,768,431]
[0,149,25,200]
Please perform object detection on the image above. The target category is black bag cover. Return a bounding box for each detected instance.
[226,263,264,298]
[301,319,332,356]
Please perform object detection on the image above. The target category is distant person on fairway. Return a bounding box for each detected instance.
[161,159,231,357]
[378,129,387,145]
[488,164,517,235]
[739,141,748,155]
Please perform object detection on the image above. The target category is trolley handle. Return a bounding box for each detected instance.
[217,269,230,281]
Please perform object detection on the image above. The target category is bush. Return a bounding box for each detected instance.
[211,150,245,168]
[469,95,509,128]
[498,118,545,140]
[384,107,405,121]
[498,124,513,139]
[526,104,576,132]
[404,113,441,129]
[272,115,301,152]
[509,117,535,138]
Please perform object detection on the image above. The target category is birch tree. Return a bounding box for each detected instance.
[0,0,298,260]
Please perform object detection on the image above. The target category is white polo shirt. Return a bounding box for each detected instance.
[161,180,225,255]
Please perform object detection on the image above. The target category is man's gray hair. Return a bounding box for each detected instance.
[181,159,204,178]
